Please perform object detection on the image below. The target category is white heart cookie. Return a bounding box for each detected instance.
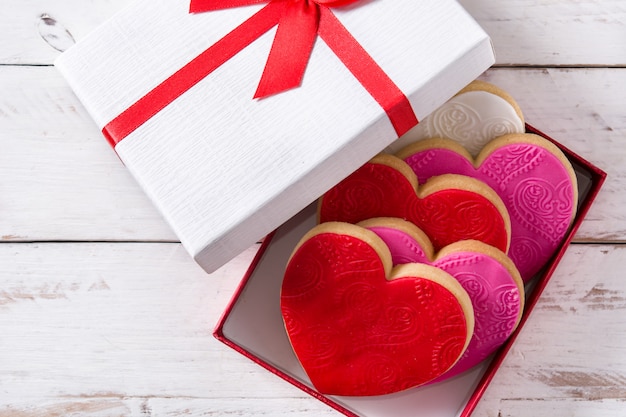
[389,80,525,156]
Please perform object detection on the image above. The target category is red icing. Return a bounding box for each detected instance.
[318,161,509,252]
[281,232,469,396]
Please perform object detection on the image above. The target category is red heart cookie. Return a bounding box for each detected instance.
[318,153,511,253]
[397,134,578,281]
[281,222,475,396]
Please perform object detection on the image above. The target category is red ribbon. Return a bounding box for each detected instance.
[103,0,418,147]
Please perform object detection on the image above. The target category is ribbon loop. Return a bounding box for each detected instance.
[190,0,367,98]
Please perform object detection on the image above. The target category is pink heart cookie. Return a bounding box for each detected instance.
[281,222,474,396]
[359,217,524,381]
[397,133,578,281]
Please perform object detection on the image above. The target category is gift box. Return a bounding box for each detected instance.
[55,0,608,414]
[214,124,606,417]
[55,0,496,273]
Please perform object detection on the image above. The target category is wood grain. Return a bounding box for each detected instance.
[0,65,175,242]
[0,0,127,64]
[0,242,336,416]
[473,243,626,416]
[3,0,625,66]
[459,0,626,66]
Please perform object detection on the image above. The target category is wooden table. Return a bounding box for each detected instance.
[2,1,625,416]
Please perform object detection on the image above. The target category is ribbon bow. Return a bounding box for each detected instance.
[190,0,359,98]
[103,0,417,147]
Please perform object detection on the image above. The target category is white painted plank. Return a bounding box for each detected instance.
[0,242,281,400]
[1,242,626,416]
[1,398,340,417]
[474,243,626,416]
[0,0,128,64]
[1,0,626,66]
[459,0,626,66]
[0,65,176,242]
[1,66,622,242]
[486,399,626,417]
[0,242,335,416]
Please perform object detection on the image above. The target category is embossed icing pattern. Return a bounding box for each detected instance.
[409,91,525,156]
[318,162,509,253]
[367,225,522,381]
[281,232,469,396]
[402,144,575,281]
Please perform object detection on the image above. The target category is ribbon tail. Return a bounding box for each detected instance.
[317,7,418,136]
[254,1,319,99]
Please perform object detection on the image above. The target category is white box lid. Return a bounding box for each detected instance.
[55,0,494,273]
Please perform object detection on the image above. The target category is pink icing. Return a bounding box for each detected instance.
[367,225,522,381]
[403,143,576,281]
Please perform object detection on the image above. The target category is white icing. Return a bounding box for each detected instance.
[388,91,525,156]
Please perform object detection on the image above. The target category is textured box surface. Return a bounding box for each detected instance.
[56,0,494,272]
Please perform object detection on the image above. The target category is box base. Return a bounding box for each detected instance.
[215,124,606,417]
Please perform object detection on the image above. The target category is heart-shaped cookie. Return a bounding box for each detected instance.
[388,80,525,156]
[281,222,474,396]
[397,133,578,281]
[318,153,511,253]
[359,217,524,381]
